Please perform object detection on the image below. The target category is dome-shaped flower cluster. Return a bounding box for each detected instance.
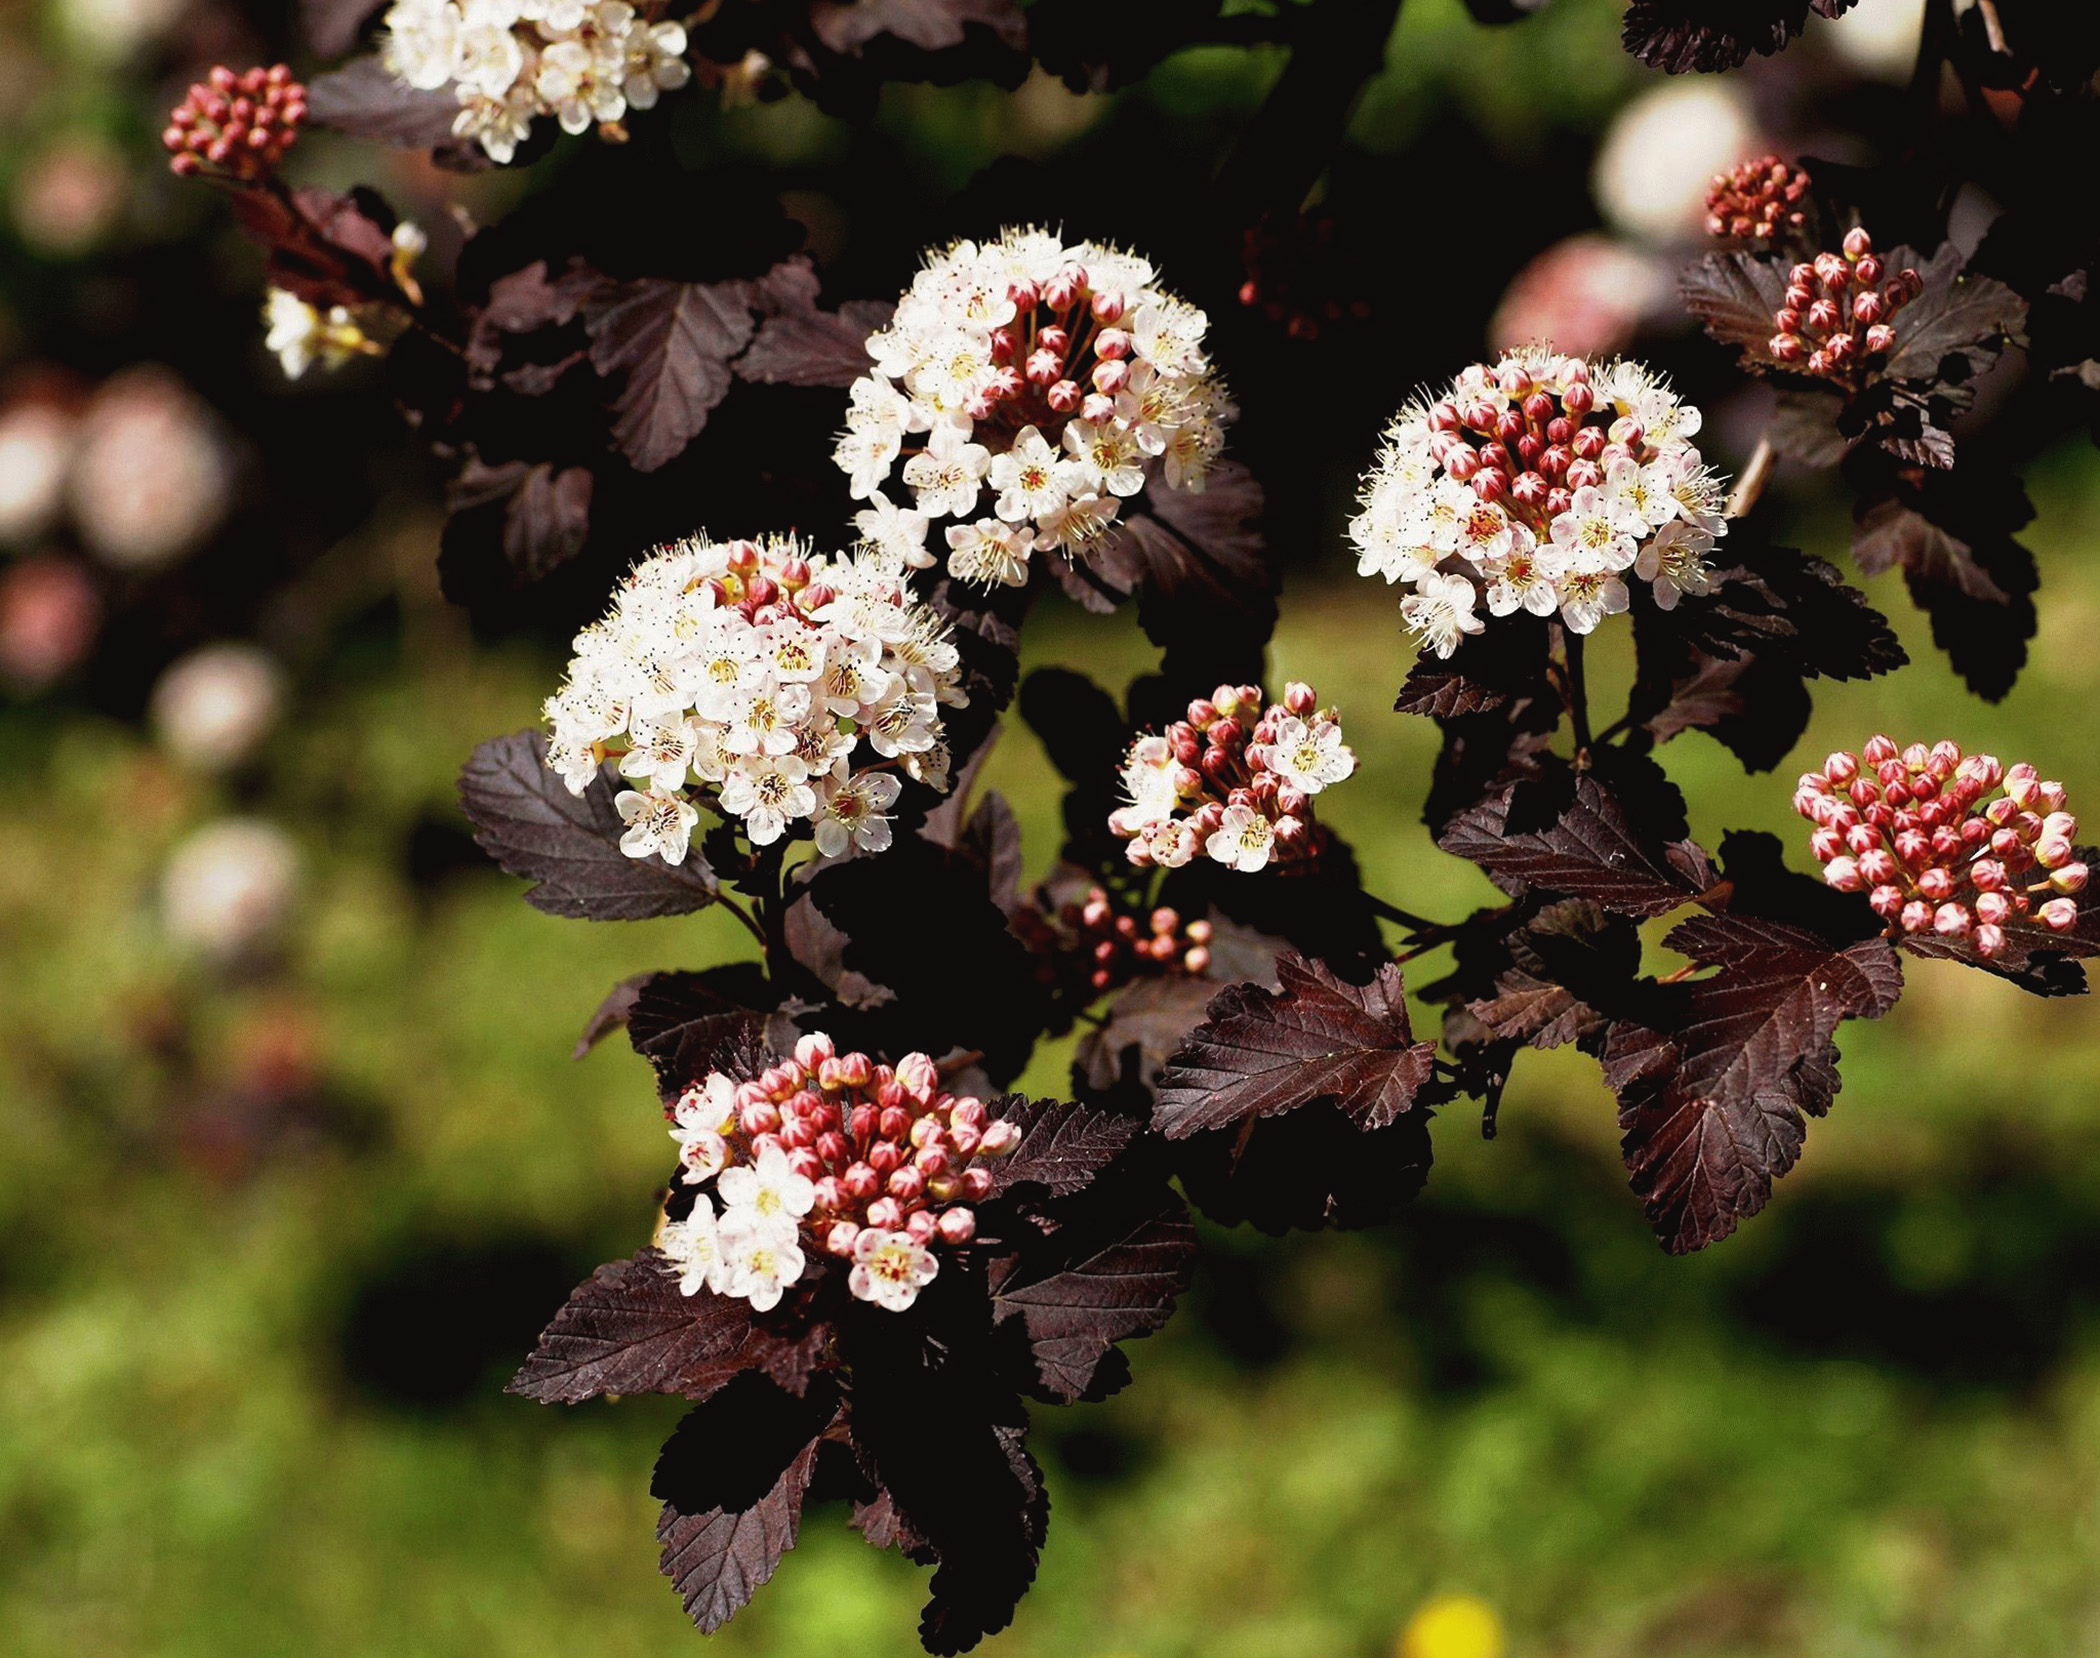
[834,229,1232,589]
[1769,228,1921,382]
[656,1033,1020,1314]
[1108,681,1355,874]
[542,533,966,865]
[1705,154,1810,244]
[380,0,690,164]
[163,64,306,180]
[1352,350,1727,659]
[1015,885,1215,995]
[1796,736,2087,956]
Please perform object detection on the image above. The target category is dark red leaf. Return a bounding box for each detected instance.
[736,261,891,387]
[1680,250,1791,364]
[624,967,778,1092]
[1083,462,1275,645]
[1851,488,2037,701]
[508,1249,822,1404]
[1624,0,1856,72]
[458,730,719,920]
[582,276,758,472]
[230,183,399,311]
[989,1193,1196,1402]
[657,1434,822,1633]
[1073,975,1222,1093]
[573,973,651,1060]
[1393,613,1554,717]
[1607,915,1903,1254]
[1466,900,1642,1052]
[304,54,460,148]
[809,0,1026,52]
[1435,757,1718,918]
[983,1094,1142,1198]
[1880,243,2028,391]
[1154,952,1434,1138]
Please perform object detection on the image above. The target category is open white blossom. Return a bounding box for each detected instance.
[542,532,966,864]
[381,0,691,163]
[1352,350,1728,659]
[834,228,1232,590]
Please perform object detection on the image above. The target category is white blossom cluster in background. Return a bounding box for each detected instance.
[381,0,690,163]
[834,228,1233,590]
[261,222,427,380]
[1351,350,1729,659]
[543,533,967,866]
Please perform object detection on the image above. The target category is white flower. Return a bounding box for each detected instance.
[615,786,699,863]
[944,517,1033,588]
[1549,486,1638,571]
[901,424,992,518]
[1601,455,1680,533]
[1205,803,1278,873]
[1059,418,1146,497]
[383,0,465,91]
[864,685,939,758]
[617,715,698,793]
[1034,492,1119,551]
[262,289,373,380]
[1402,572,1486,659]
[1482,535,1563,618]
[853,494,933,569]
[1118,733,1183,824]
[663,1200,732,1297]
[717,1141,816,1238]
[988,425,1066,523]
[717,753,815,845]
[1633,519,1716,610]
[1258,716,1355,794]
[1556,555,1631,634]
[812,769,903,858]
[718,1223,805,1313]
[848,1228,940,1312]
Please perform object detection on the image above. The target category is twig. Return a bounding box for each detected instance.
[1976,0,2008,56]
[1725,434,1777,520]
[1562,629,1593,757]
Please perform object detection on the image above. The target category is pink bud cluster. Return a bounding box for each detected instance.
[1795,736,2087,955]
[1768,228,1921,382]
[669,1033,1018,1260]
[1017,885,1215,995]
[1705,155,1811,244]
[164,65,306,180]
[1108,681,1356,875]
[1236,211,1371,342]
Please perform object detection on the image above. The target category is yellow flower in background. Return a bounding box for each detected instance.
[1399,1592,1506,1658]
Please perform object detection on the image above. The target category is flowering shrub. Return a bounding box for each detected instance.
[1352,350,1726,654]
[543,532,964,864]
[835,230,1230,589]
[156,0,2100,1649]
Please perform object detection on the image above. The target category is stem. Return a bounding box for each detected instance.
[719,892,768,952]
[1561,628,1593,757]
[1725,435,1776,520]
[1976,0,2008,55]
[1362,893,1444,933]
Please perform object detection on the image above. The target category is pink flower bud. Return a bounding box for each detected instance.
[1091,359,1130,395]
[1870,884,1906,917]
[2051,862,2089,894]
[1080,392,1116,423]
[1917,867,1953,901]
[937,1207,976,1245]
[2041,897,2080,931]
[1976,890,2011,925]
[1045,266,1086,309]
[1933,902,1972,936]
[887,1165,925,1202]
[817,1131,851,1168]
[866,1197,904,1231]
[1823,856,1862,892]
[826,1221,860,1256]
[1564,381,1595,414]
[741,1102,780,1136]
[977,1119,1018,1157]
[1096,327,1131,360]
[1090,288,1126,323]
[1854,290,1885,325]
[789,1147,824,1181]
[1899,900,1932,932]
[2039,839,2075,871]
[1859,849,1898,885]
[1046,380,1082,413]
[961,1167,993,1200]
[844,1162,881,1201]
[814,1176,848,1212]
[867,1140,902,1176]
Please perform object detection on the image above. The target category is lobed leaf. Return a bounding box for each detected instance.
[582,276,758,473]
[1607,915,1903,1254]
[457,730,719,920]
[1154,952,1434,1138]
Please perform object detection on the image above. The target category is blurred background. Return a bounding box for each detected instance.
[5,0,2100,1652]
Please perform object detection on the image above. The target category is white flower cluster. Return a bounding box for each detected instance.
[381,0,690,163]
[1352,351,1728,659]
[543,533,966,865]
[833,228,1232,590]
